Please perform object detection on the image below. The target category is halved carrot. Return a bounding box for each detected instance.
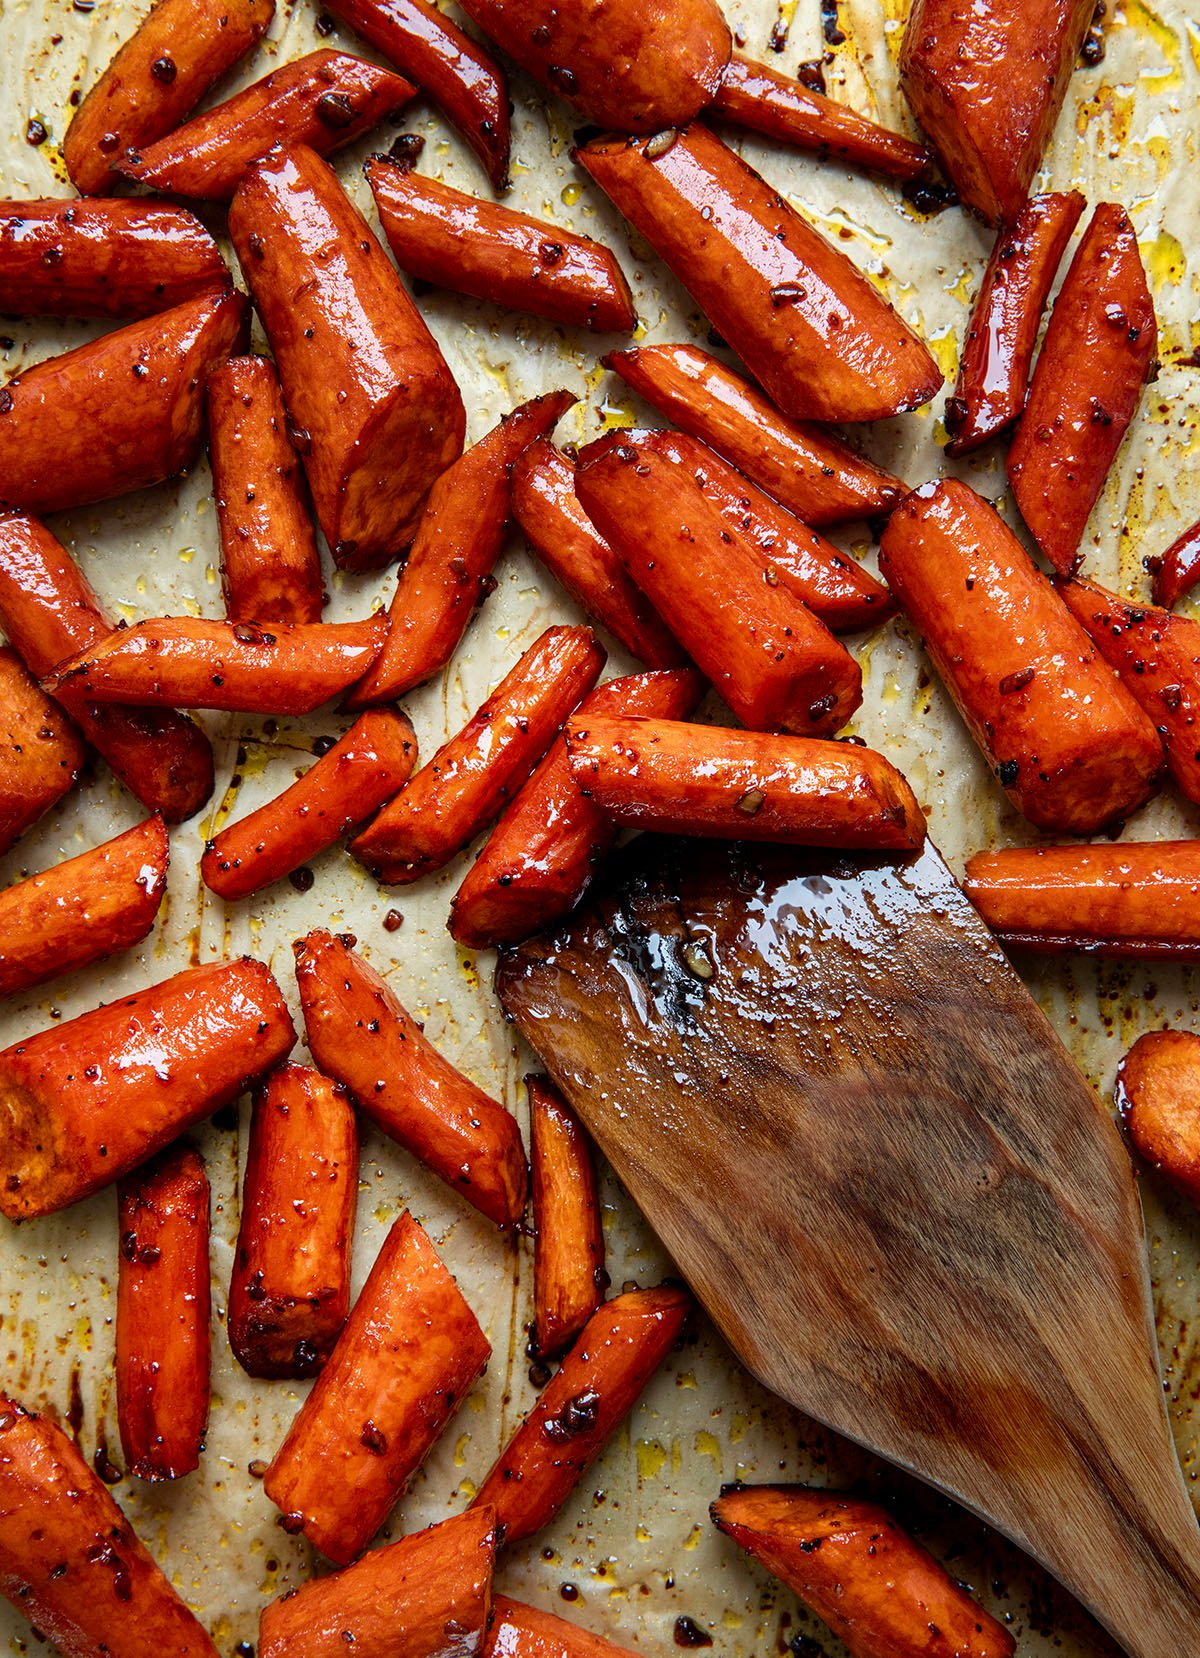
[487,1595,641,1658]
[1116,1031,1200,1206]
[1150,517,1200,611]
[529,1076,605,1359]
[0,646,84,855]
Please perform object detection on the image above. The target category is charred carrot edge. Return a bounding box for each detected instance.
[0,813,168,999]
[711,1485,1014,1658]
[347,390,578,707]
[265,1209,490,1563]
[259,1505,496,1658]
[116,1142,212,1483]
[0,956,295,1221]
[1116,1031,1200,1206]
[351,625,605,883]
[1150,516,1200,611]
[228,1064,358,1381]
[529,1076,605,1359]
[0,646,85,855]
[487,1594,643,1658]
[0,1396,219,1655]
[295,929,527,1227]
[202,709,417,901]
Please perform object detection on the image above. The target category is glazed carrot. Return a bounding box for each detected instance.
[64,0,273,195]
[0,286,247,516]
[487,1595,642,1658]
[449,668,702,949]
[577,125,941,424]
[472,1286,689,1545]
[1116,1031,1200,1206]
[296,929,527,1227]
[575,432,862,736]
[877,480,1161,833]
[711,1485,1014,1658]
[228,1065,358,1380]
[945,191,1085,456]
[117,51,414,200]
[0,814,168,999]
[229,144,464,571]
[0,956,294,1222]
[0,1396,219,1657]
[258,1506,496,1658]
[1008,203,1157,577]
[1150,517,1200,611]
[351,625,605,882]
[347,391,577,706]
[116,1143,211,1482]
[265,1209,490,1563]
[602,343,905,527]
[529,1076,604,1359]
[0,647,84,855]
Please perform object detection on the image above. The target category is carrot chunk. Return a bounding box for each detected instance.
[1117,1031,1200,1206]
[529,1076,605,1359]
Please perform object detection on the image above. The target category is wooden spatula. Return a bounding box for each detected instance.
[495,836,1200,1658]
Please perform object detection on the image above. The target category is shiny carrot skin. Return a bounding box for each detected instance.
[347,391,577,706]
[228,1064,358,1380]
[1151,517,1200,610]
[602,343,905,527]
[712,1485,1014,1658]
[296,929,527,1227]
[529,1077,605,1359]
[878,480,1161,833]
[577,125,941,424]
[472,1286,689,1545]
[0,647,84,855]
[202,709,416,901]
[0,957,295,1222]
[229,144,464,571]
[1116,1031,1200,1206]
[1008,203,1157,577]
[0,813,168,999]
[487,1595,642,1658]
[116,1143,211,1483]
[945,191,1084,456]
[0,1397,219,1657]
[265,1209,490,1563]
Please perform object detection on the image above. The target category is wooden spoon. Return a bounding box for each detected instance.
[496,836,1200,1658]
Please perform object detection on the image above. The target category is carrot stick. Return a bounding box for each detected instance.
[711,1484,1014,1658]
[1150,516,1200,611]
[116,1143,211,1482]
[0,956,295,1221]
[295,929,527,1227]
[529,1076,605,1359]
[228,1064,358,1380]
[487,1595,642,1658]
[350,625,605,883]
[202,708,416,901]
[878,479,1161,833]
[1116,1031,1200,1206]
[265,1209,490,1563]
[0,646,84,855]
[471,1285,689,1545]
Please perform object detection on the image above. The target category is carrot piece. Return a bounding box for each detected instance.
[529,1076,605,1359]
[351,625,605,883]
[877,480,1161,833]
[487,1595,642,1658]
[228,1064,358,1380]
[602,343,905,527]
[0,646,84,855]
[575,432,862,736]
[259,1505,496,1658]
[0,814,168,999]
[202,708,417,901]
[1150,516,1200,611]
[576,125,941,424]
[265,1209,490,1562]
[295,929,527,1227]
[944,191,1085,456]
[0,1396,219,1657]
[1117,1031,1200,1205]
[711,1484,1014,1658]
[229,144,465,572]
[0,956,295,1222]
[346,391,578,707]
[116,1143,211,1482]
[1008,203,1157,577]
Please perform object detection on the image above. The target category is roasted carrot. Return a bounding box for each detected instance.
[296,929,527,1227]
[711,1485,1014,1658]
[529,1076,605,1359]
[449,669,701,949]
[0,647,84,855]
[228,1064,357,1380]
[602,343,905,527]
[1008,203,1157,577]
[0,956,294,1221]
[0,1396,219,1657]
[265,1209,490,1562]
[1150,517,1200,611]
[351,626,605,882]
[472,1285,689,1545]
[945,191,1085,456]
[347,391,578,707]
[877,480,1161,833]
[229,144,464,572]
[1117,1031,1200,1206]
[577,125,941,424]
[116,1143,211,1482]
[487,1595,641,1658]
